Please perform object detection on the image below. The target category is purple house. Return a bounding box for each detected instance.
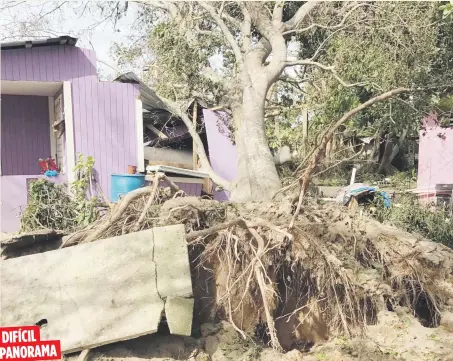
[1,36,144,232]
[0,36,217,232]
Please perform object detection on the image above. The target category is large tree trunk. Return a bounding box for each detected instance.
[230,80,282,202]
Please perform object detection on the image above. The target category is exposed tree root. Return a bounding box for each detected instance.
[13,188,453,351]
[249,227,283,352]
[187,219,245,242]
[133,173,162,232]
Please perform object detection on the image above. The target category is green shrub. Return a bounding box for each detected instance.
[375,193,453,248]
[21,180,79,232]
[20,154,101,233]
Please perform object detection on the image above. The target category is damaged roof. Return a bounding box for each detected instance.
[1,35,77,50]
[114,72,169,112]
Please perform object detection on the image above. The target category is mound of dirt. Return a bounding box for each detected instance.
[307,310,453,361]
[178,199,453,351]
[66,316,452,361]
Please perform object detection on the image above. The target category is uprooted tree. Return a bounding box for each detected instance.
[6,2,453,354]
[110,1,451,202]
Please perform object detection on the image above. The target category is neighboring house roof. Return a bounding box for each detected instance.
[115,72,194,146]
[1,36,77,51]
[114,72,169,112]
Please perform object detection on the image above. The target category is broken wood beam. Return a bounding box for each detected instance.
[145,124,169,140]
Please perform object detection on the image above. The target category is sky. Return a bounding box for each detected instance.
[0,1,297,82]
[0,1,142,79]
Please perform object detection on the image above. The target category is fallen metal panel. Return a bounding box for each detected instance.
[146,165,209,179]
[1,225,193,353]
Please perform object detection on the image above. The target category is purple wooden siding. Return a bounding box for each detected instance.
[203,109,237,201]
[1,46,97,82]
[94,82,139,195]
[1,45,139,232]
[175,182,202,196]
[160,180,202,196]
[1,95,50,175]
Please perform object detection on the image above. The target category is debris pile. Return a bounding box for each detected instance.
[7,178,453,355]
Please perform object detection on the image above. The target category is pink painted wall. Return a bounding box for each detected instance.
[203,109,237,201]
[417,114,453,192]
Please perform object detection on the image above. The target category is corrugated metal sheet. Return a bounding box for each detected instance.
[114,72,168,112]
[1,36,77,50]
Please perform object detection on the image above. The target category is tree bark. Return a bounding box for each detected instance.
[377,134,394,174]
[389,127,409,164]
[368,129,383,166]
[230,77,282,202]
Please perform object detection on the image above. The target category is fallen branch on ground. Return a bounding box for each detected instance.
[289,87,409,228]
[133,173,163,232]
[82,177,181,244]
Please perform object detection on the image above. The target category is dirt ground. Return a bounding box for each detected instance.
[64,310,453,361]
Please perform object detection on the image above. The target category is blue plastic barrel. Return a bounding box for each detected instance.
[110,174,146,202]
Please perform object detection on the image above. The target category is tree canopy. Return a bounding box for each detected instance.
[107,1,453,198]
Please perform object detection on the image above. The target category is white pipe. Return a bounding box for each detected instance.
[350,167,357,185]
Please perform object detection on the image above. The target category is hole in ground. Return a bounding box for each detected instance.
[396,278,441,328]
[414,292,440,328]
[254,322,271,346]
[386,298,394,312]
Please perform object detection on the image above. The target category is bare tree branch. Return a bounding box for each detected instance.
[238,2,252,53]
[198,1,243,67]
[283,3,368,35]
[245,2,287,81]
[288,87,410,228]
[284,59,364,87]
[140,0,181,21]
[285,59,334,70]
[284,1,321,31]
[272,1,285,23]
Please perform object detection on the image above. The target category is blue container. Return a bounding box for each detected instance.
[110,174,146,202]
